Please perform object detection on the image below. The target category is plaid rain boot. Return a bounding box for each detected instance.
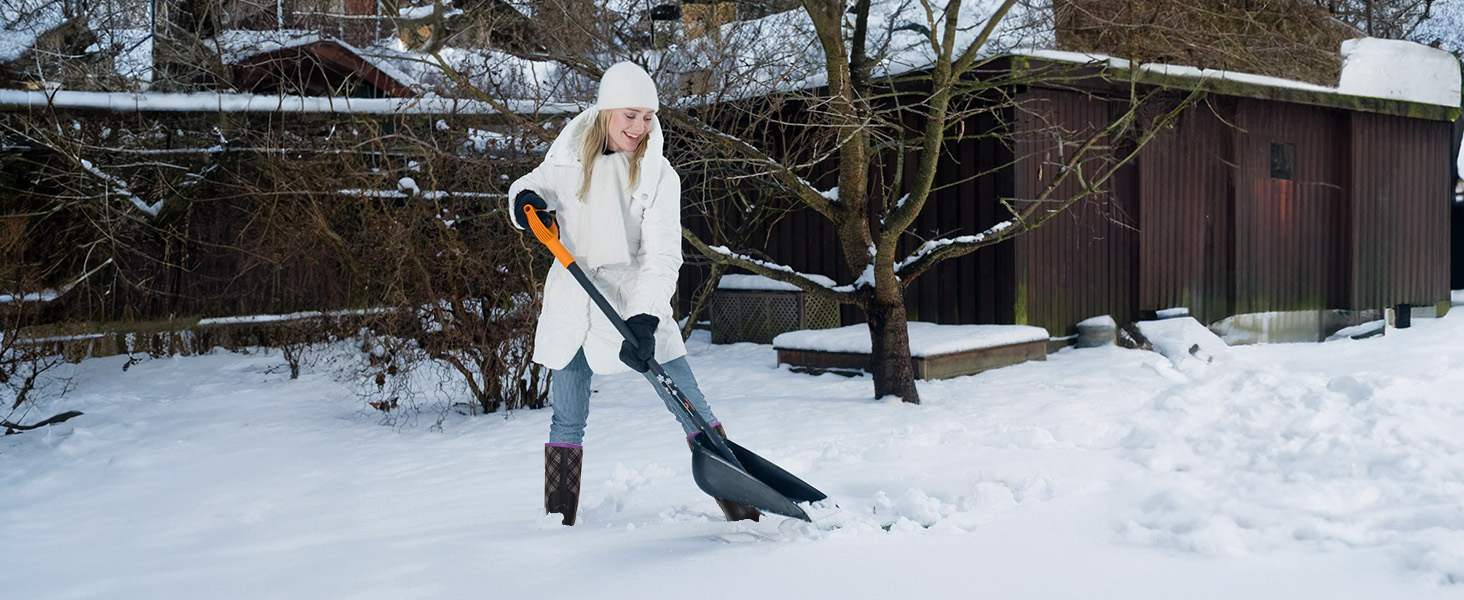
[693,425,762,522]
[544,444,583,526]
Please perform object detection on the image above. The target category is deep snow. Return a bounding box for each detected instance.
[4,306,1464,598]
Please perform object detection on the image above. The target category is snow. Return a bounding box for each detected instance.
[707,245,838,291]
[1326,320,1385,342]
[1454,290,1464,305]
[773,322,1049,357]
[718,273,836,292]
[0,3,63,62]
[196,308,393,327]
[0,89,573,115]
[1338,38,1462,109]
[208,29,325,65]
[666,0,1053,105]
[896,220,1015,273]
[1133,317,1230,371]
[207,30,422,92]
[397,176,421,195]
[1414,4,1464,54]
[7,312,1464,597]
[0,289,58,304]
[399,2,462,20]
[1154,307,1190,319]
[1077,315,1116,329]
[338,188,502,201]
[80,158,162,216]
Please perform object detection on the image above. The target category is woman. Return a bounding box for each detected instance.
[507,62,758,526]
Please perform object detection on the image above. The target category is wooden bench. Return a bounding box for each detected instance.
[773,322,1050,380]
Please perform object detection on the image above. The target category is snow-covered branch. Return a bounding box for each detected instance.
[79,159,163,217]
[681,230,860,304]
[1,258,113,303]
[893,219,1017,282]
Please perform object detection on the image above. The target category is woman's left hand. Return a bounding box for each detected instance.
[619,314,659,372]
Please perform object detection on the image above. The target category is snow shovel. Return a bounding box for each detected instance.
[523,204,827,521]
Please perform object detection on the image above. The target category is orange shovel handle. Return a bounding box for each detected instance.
[523,204,573,267]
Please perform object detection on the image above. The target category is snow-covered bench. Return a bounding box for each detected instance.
[772,322,1050,380]
[710,274,839,344]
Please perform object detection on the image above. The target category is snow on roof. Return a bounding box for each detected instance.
[773,322,1049,357]
[209,29,325,65]
[0,1,64,62]
[0,88,577,115]
[99,28,153,84]
[1413,3,1464,54]
[664,0,1054,105]
[718,273,837,292]
[1338,38,1461,108]
[208,30,422,93]
[1016,38,1462,111]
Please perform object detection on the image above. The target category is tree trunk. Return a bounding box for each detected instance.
[865,296,920,404]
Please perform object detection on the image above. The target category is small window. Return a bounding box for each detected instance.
[1270,143,1295,180]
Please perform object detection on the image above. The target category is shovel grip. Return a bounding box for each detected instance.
[523,204,573,267]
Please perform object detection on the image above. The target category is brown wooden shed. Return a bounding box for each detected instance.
[692,52,1460,337]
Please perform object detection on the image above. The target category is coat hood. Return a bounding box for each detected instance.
[544,105,667,199]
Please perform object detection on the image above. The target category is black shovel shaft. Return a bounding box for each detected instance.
[525,205,744,469]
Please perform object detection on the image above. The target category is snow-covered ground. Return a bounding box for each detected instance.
[5,305,1464,599]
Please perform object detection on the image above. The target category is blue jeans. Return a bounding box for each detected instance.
[547,350,719,446]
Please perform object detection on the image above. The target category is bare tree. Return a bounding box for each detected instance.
[1315,0,1440,39]
[0,300,79,436]
[405,0,1199,403]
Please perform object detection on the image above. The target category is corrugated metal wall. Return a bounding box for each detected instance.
[1011,87,1139,334]
[1137,98,1235,324]
[1232,99,1348,313]
[900,110,1016,324]
[683,84,1455,334]
[1349,112,1453,307]
[693,110,1015,326]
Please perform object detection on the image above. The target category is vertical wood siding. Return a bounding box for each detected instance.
[683,86,1453,334]
[1231,99,1348,313]
[1138,98,1235,324]
[1349,112,1453,308]
[1011,87,1138,334]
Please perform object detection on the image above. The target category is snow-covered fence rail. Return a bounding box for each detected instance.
[0,89,576,116]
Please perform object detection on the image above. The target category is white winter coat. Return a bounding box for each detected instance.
[507,107,687,374]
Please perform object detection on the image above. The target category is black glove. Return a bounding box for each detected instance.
[512,190,550,230]
[619,314,659,373]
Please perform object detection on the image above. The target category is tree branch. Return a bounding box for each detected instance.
[682,228,861,304]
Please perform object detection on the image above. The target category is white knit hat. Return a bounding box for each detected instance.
[596,62,660,111]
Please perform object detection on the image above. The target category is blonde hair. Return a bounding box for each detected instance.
[578,110,650,201]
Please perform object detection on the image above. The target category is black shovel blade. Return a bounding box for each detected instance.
[691,443,811,521]
[721,439,828,504]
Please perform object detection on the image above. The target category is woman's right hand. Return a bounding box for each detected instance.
[512,190,550,231]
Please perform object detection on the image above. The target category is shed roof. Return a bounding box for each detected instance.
[1011,42,1461,122]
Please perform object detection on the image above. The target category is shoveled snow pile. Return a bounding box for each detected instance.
[773,322,1049,357]
[5,312,1464,598]
[1134,317,1231,370]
